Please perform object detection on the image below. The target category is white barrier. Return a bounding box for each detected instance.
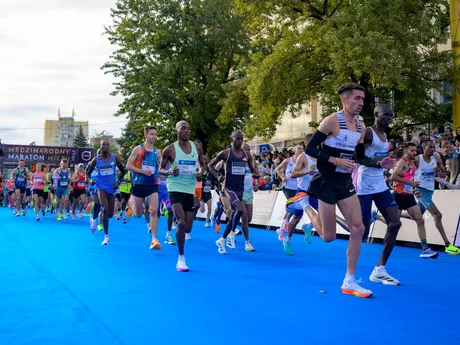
[195,190,460,246]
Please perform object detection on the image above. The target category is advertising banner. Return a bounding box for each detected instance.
[250,191,278,226]
[0,144,94,167]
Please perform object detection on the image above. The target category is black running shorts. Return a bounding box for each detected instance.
[307,173,356,205]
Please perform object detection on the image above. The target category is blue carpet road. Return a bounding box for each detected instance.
[0,207,458,345]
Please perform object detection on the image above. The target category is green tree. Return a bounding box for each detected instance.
[103,0,250,155]
[90,130,120,155]
[229,0,455,139]
[73,125,88,148]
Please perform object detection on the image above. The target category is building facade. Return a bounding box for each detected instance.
[44,110,89,147]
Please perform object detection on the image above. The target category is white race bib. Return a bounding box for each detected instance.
[77,182,85,187]
[336,153,354,174]
[17,177,25,182]
[231,162,246,176]
[403,183,413,194]
[178,160,196,175]
[34,176,43,183]
[60,181,68,187]
[100,165,114,176]
[142,162,155,174]
[421,171,435,183]
[203,185,211,193]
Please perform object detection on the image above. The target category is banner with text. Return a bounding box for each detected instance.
[0,144,94,167]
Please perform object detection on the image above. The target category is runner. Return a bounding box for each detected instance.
[356,104,401,285]
[119,169,132,224]
[86,140,126,245]
[159,120,206,271]
[54,159,71,221]
[158,172,175,245]
[126,125,162,250]
[70,163,87,220]
[209,130,257,254]
[391,142,439,258]
[305,83,394,298]
[414,140,460,254]
[12,159,30,217]
[31,163,46,221]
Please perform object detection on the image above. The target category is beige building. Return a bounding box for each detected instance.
[247,98,322,153]
[44,109,89,147]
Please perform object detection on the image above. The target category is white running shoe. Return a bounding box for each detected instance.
[216,239,227,254]
[226,233,236,249]
[176,256,189,272]
[185,233,192,241]
[172,223,177,230]
[369,267,400,286]
[204,222,210,228]
[90,218,98,232]
[341,279,373,298]
[78,212,83,219]
[72,214,76,221]
[245,241,255,252]
[101,235,109,246]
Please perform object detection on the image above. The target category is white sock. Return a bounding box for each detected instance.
[345,274,354,282]
[166,231,171,238]
[376,265,385,271]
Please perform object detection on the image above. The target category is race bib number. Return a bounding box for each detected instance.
[404,183,413,194]
[336,153,354,174]
[178,160,196,175]
[421,171,435,183]
[34,176,43,183]
[77,182,85,187]
[100,165,114,176]
[231,162,246,176]
[142,161,156,174]
[203,185,211,193]
[374,152,388,158]
[17,177,25,182]
[60,181,68,187]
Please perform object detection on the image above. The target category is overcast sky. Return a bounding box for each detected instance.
[0,0,126,146]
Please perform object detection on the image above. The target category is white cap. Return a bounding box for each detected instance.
[77,163,84,168]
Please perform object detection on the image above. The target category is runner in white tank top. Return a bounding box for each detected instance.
[414,140,460,255]
[304,83,395,298]
[355,105,402,286]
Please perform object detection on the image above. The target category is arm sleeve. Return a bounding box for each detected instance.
[304,130,331,163]
[354,143,380,168]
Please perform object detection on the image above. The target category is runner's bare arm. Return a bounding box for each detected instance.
[275,158,288,180]
[247,153,259,177]
[434,154,446,174]
[391,160,410,184]
[85,158,97,181]
[196,143,206,175]
[290,154,308,178]
[115,155,127,182]
[159,145,174,175]
[126,146,143,174]
[209,150,228,181]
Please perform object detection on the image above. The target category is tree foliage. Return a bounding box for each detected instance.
[230,0,455,139]
[73,125,88,148]
[103,0,250,155]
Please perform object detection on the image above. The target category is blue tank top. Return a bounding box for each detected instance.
[133,144,158,185]
[88,170,98,191]
[58,169,70,188]
[14,168,27,187]
[224,148,248,192]
[95,154,117,194]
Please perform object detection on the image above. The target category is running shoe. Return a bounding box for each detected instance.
[245,241,255,252]
[97,223,104,231]
[445,244,460,255]
[215,223,220,234]
[302,223,314,244]
[101,235,109,245]
[164,235,176,245]
[420,248,439,259]
[341,279,373,298]
[185,233,192,241]
[283,239,293,255]
[369,267,400,286]
[149,238,161,250]
[204,221,210,228]
[36,215,40,221]
[226,233,236,249]
[216,238,227,254]
[176,256,189,272]
[276,228,284,241]
[282,219,289,233]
